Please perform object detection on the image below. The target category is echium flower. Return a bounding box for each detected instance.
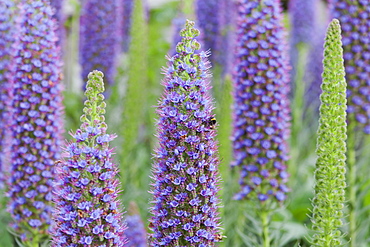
[0,0,19,189]
[53,71,127,246]
[50,0,65,48]
[215,0,236,76]
[7,0,63,244]
[331,0,370,133]
[289,0,317,46]
[288,0,318,79]
[195,0,220,66]
[121,0,134,52]
[149,20,223,246]
[80,0,122,87]
[125,202,148,247]
[310,19,347,246]
[231,0,291,204]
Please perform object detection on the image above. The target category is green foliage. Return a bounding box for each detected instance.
[309,19,347,247]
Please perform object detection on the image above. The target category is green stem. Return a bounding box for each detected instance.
[260,210,270,247]
[347,116,357,247]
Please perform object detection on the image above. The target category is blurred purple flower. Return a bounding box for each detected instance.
[231,0,291,203]
[126,202,148,247]
[6,0,64,243]
[215,0,237,75]
[196,0,220,66]
[149,20,223,246]
[53,71,127,246]
[289,0,317,45]
[50,0,65,48]
[122,0,134,52]
[80,0,122,87]
[289,0,318,82]
[331,0,370,133]
[0,0,19,189]
[169,16,186,56]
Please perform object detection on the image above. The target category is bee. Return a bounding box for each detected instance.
[107,188,115,194]
[208,117,217,129]
[149,222,154,229]
[77,210,84,217]
[215,234,223,241]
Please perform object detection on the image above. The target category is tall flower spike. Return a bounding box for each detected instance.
[195,0,220,66]
[125,202,148,247]
[149,20,223,246]
[53,70,127,246]
[50,0,65,49]
[6,0,64,244]
[121,0,134,52]
[215,0,236,76]
[0,0,19,189]
[331,0,370,133]
[231,0,291,204]
[310,19,347,246]
[80,0,122,87]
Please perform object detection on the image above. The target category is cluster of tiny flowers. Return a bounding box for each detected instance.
[195,0,220,66]
[331,0,370,133]
[231,0,291,203]
[310,19,347,246]
[125,202,148,247]
[7,0,63,242]
[149,20,222,246]
[121,0,134,52]
[80,0,122,86]
[0,0,19,188]
[50,0,65,48]
[53,71,127,246]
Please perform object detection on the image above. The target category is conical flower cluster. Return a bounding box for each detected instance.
[310,19,347,246]
[149,20,223,246]
[231,0,291,204]
[53,71,127,246]
[80,0,122,86]
[0,0,19,188]
[331,0,370,133]
[6,0,63,243]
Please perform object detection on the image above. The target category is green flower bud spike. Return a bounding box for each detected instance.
[309,19,347,247]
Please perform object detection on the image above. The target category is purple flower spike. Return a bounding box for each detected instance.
[215,0,237,75]
[289,0,317,45]
[149,20,223,246]
[126,202,148,247]
[80,0,122,87]
[122,0,134,52]
[231,0,291,204]
[196,0,220,66]
[50,0,65,49]
[0,0,19,189]
[53,71,127,246]
[6,0,63,243]
[331,1,370,133]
